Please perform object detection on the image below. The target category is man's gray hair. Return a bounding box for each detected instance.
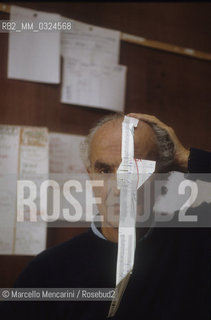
[80,113,175,172]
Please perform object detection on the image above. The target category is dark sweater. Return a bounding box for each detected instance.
[1,148,211,320]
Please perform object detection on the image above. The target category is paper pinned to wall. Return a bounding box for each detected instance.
[60,17,126,112]
[15,127,48,255]
[49,132,94,222]
[61,18,120,65]
[61,58,127,112]
[49,132,86,174]
[0,126,20,254]
[0,125,48,255]
[8,5,61,84]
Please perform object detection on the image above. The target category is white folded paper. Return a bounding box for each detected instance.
[108,116,156,317]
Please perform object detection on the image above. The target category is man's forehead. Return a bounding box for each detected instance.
[94,118,122,141]
[90,117,158,162]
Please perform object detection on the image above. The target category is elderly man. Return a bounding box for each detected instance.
[84,113,189,243]
[1,113,211,320]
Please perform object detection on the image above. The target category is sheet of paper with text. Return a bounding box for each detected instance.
[15,127,48,255]
[8,5,61,83]
[61,18,120,65]
[61,58,127,112]
[61,18,126,112]
[49,132,95,222]
[0,126,20,254]
[49,132,86,174]
[108,117,156,317]
[0,125,48,255]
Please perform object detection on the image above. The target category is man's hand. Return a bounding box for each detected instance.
[127,113,190,172]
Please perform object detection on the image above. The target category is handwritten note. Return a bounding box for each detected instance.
[61,58,127,112]
[0,126,20,254]
[0,125,48,255]
[49,132,86,174]
[15,127,48,255]
[49,132,93,222]
[61,18,120,65]
[8,5,61,83]
[60,18,126,112]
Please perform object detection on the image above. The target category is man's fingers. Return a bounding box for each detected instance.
[127,113,189,172]
[127,113,167,128]
[127,113,175,140]
[127,113,160,123]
